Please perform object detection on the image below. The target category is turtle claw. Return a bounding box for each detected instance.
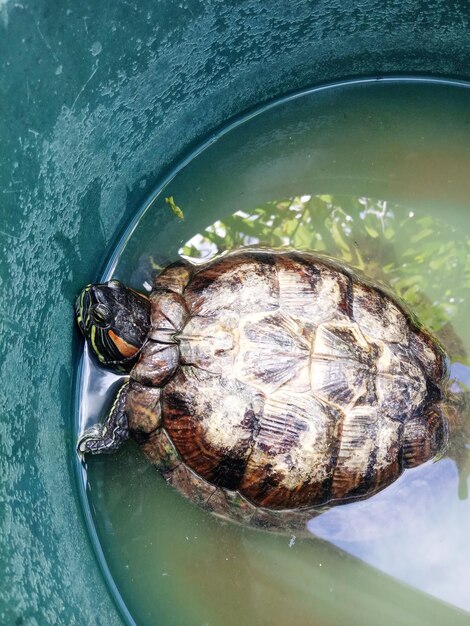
[77,426,105,460]
[77,412,130,458]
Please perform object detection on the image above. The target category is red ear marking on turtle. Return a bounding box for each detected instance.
[108,329,140,358]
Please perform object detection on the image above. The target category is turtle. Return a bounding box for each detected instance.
[76,250,456,530]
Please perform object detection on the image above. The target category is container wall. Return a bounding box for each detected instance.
[2,1,470,623]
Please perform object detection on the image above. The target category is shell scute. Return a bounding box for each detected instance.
[403,406,449,468]
[235,310,311,394]
[153,261,192,294]
[277,254,351,323]
[331,406,403,501]
[132,341,179,386]
[126,382,161,435]
[409,328,448,385]
[352,282,409,344]
[375,343,427,420]
[149,291,188,338]
[184,253,278,317]
[162,368,263,490]
[239,389,342,509]
[310,321,376,409]
[178,314,236,374]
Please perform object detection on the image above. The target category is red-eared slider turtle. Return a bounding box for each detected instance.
[76,250,454,530]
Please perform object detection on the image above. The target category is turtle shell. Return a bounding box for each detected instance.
[127,251,449,527]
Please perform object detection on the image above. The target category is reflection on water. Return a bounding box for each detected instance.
[308,459,470,611]
[78,343,125,432]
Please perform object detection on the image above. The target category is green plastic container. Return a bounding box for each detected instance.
[2,1,470,624]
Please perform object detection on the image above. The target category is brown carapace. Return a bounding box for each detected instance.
[78,251,450,530]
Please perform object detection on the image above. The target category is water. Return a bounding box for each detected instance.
[75,78,470,626]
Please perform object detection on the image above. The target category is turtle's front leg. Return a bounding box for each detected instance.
[78,381,130,457]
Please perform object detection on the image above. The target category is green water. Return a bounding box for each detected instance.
[76,79,470,626]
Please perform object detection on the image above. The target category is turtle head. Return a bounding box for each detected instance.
[75,280,151,372]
